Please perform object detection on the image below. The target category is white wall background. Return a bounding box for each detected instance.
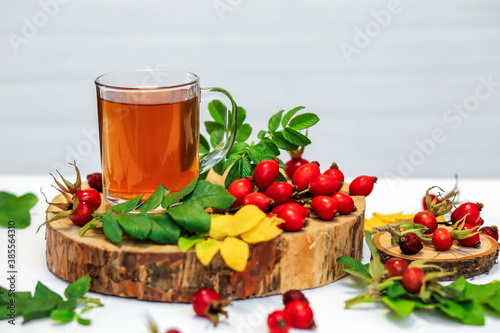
[1,0,499,182]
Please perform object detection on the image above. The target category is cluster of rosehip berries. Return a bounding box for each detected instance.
[190,287,315,332]
[227,158,377,231]
[267,289,315,332]
[45,166,103,228]
[384,258,427,293]
[66,173,103,227]
[398,191,498,255]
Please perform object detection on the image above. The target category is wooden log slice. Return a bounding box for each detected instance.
[45,196,365,303]
[374,231,499,281]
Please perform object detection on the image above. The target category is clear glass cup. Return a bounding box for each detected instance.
[95,69,237,204]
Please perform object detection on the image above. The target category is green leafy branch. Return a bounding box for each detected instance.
[0,276,103,325]
[336,231,500,326]
[200,100,319,188]
[80,178,235,245]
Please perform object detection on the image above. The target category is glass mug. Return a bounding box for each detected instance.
[95,69,237,204]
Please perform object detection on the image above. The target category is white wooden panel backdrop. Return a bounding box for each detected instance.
[1,0,499,183]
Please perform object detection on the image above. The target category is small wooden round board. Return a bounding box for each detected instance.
[374,231,499,281]
[45,195,366,303]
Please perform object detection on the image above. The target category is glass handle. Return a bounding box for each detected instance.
[199,87,238,174]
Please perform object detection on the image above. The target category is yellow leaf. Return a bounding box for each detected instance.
[364,212,415,231]
[209,214,233,239]
[229,205,266,236]
[240,216,283,244]
[195,238,221,266]
[220,237,249,272]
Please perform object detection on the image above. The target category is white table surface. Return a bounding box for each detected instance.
[0,176,499,333]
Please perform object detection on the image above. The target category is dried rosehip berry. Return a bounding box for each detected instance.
[86,172,103,192]
[283,289,308,305]
[398,232,423,255]
[480,226,499,241]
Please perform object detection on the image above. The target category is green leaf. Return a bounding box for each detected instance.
[168,203,211,233]
[237,106,247,126]
[210,130,224,149]
[222,154,243,172]
[208,99,226,124]
[386,281,407,299]
[257,130,267,140]
[102,215,123,243]
[364,230,385,283]
[281,106,305,127]
[76,316,92,325]
[288,113,320,130]
[64,276,91,300]
[0,192,16,206]
[0,192,38,229]
[162,178,198,208]
[34,282,63,304]
[56,299,78,311]
[282,128,311,146]
[117,212,152,239]
[67,278,91,302]
[247,146,264,165]
[148,214,180,244]
[204,121,225,134]
[236,123,252,142]
[178,235,205,252]
[438,299,485,325]
[139,185,168,212]
[228,141,250,156]
[184,180,236,209]
[23,300,58,323]
[268,110,284,133]
[225,156,253,188]
[336,256,371,280]
[199,134,210,155]
[50,309,75,323]
[488,288,500,314]
[259,138,280,156]
[112,194,143,214]
[271,132,299,151]
[382,297,416,317]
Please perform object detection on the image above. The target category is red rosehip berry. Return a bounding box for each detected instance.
[191,288,230,327]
